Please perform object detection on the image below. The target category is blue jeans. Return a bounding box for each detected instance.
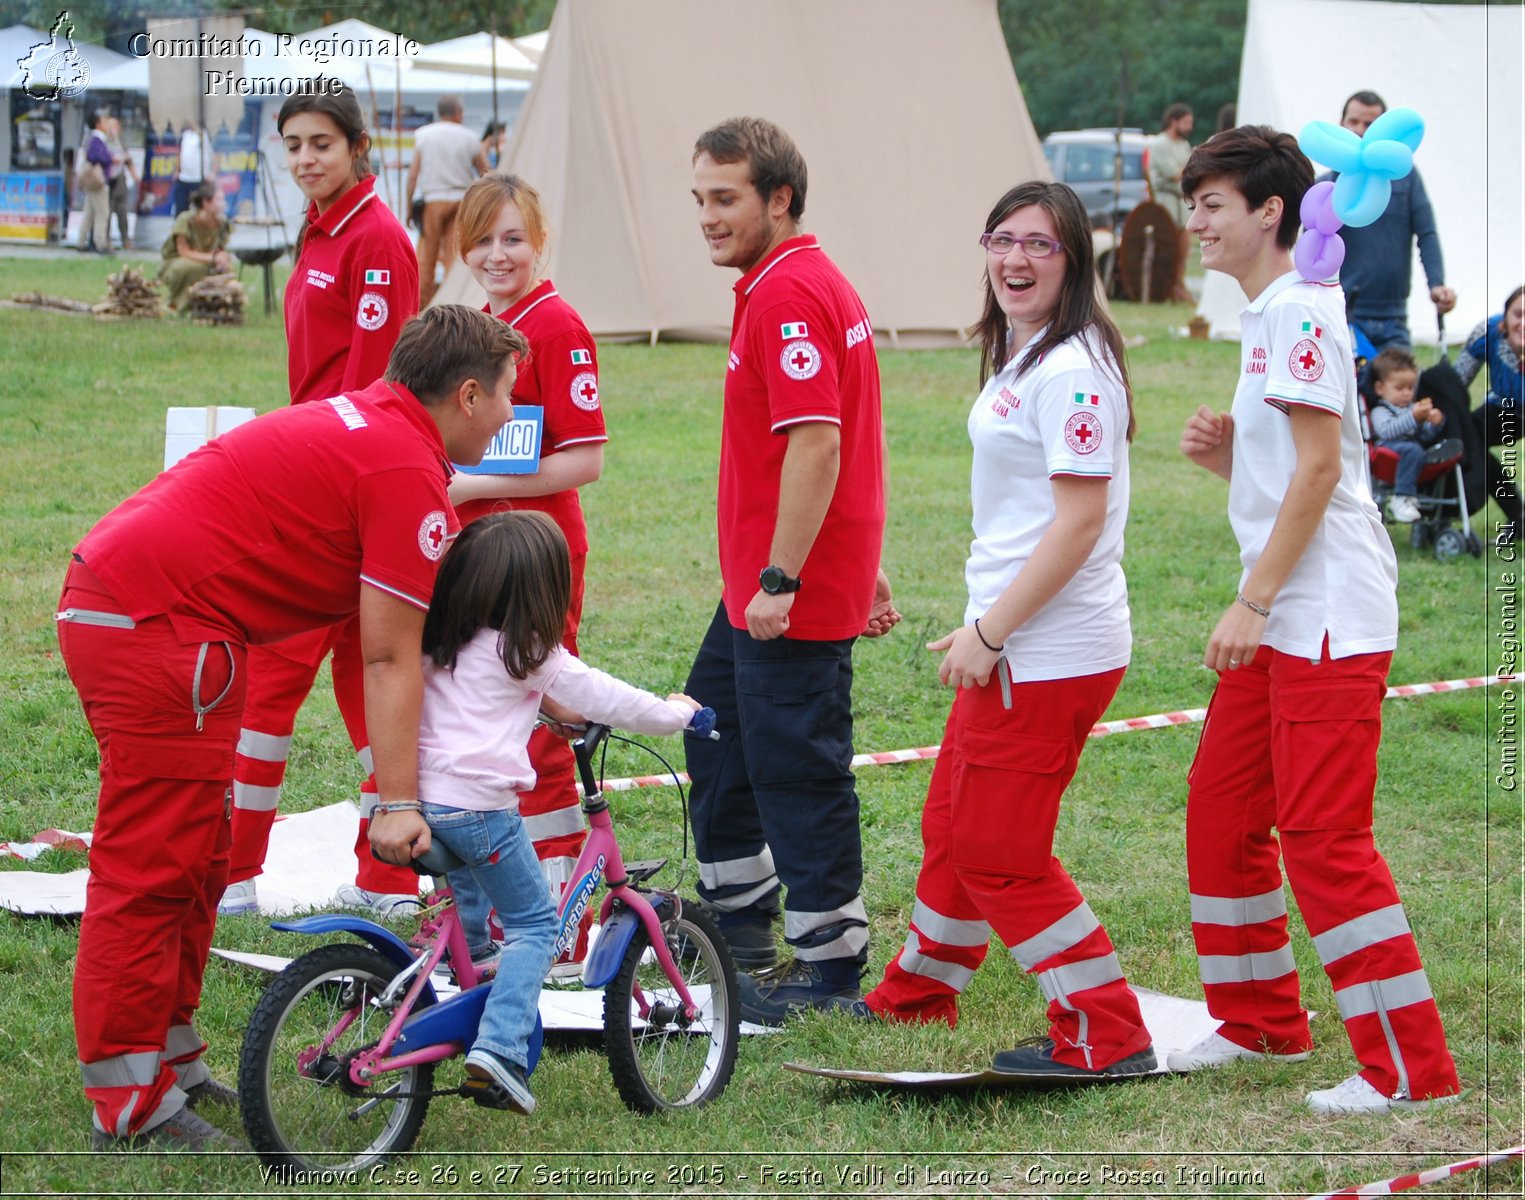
[1355,315,1411,355]
[421,804,556,1069]
[1379,438,1427,496]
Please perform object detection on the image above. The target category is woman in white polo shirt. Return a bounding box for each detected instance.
[863,181,1156,1082]
[1168,125,1459,1115]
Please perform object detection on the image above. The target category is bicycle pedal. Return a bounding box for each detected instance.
[461,1077,515,1110]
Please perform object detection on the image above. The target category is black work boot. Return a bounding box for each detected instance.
[737,956,864,1026]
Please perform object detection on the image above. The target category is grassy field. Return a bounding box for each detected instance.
[0,256,1518,1197]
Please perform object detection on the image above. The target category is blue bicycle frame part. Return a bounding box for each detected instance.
[582,892,676,990]
[272,915,433,1002]
[272,915,543,1073]
[392,987,544,1073]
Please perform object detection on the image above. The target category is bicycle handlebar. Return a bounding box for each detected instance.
[563,707,718,798]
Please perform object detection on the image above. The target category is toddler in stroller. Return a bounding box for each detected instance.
[1367,348,1456,524]
[1355,328,1481,561]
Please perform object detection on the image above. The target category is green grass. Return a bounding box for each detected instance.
[0,257,1518,1196]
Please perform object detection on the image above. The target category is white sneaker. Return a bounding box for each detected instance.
[333,883,422,921]
[217,879,259,916]
[1166,1030,1311,1072]
[1389,495,1422,523]
[1306,1072,1461,1115]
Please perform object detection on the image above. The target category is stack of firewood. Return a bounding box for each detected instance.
[185,272,247,326]
[92,267,163,319]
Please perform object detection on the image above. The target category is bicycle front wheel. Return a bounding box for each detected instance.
[239,942,434,1170]
[603,901,740,1112]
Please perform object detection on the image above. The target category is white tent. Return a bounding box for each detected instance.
[413,33,537,80]
[1197,0,1525,344]
[436,0,1049,343]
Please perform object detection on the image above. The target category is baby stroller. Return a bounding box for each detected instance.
[1353,317,1483,562]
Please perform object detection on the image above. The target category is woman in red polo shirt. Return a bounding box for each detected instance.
[220,83,422,918]
[449,173,608,974]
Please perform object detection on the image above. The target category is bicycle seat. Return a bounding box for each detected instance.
[411,842,466,876]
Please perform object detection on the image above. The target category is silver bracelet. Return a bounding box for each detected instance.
[373,801,423,816]
[1236,592,1271,618]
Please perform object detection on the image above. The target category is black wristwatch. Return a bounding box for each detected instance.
[759,565,802,595]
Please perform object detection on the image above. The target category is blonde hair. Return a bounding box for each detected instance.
[456,173,549,266]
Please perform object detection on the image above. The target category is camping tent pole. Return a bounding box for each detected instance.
[490,17,501,144]
[363,65,384,206]
[394,67,403,219]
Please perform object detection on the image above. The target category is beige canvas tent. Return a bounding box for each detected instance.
[434,0,1048,344]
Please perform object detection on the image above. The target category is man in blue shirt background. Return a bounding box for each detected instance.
[1330,90,1456,352]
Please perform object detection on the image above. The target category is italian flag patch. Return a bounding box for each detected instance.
[570,349,592,365]
[1073,392,1100,406]
[1300,321,1323,337]
[364,269,391,285]
[780,321,808,338]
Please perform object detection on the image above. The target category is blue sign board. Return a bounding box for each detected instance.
[454,406,544,476]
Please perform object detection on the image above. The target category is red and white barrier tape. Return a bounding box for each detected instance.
[601,674,1508,792]
[1307,1143,1523,1198]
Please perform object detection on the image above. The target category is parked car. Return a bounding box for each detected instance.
[1041,128,1150,229]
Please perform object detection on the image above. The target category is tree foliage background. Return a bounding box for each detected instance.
[0,0,1504,141]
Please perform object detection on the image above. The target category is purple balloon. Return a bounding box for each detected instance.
[1295,229,1346,281]
[1300,180,1343,235]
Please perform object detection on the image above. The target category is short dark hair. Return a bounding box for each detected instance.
[384,305,529,405]
[1342,90,1388,119]
[189,182,219,210]
[1504,284,1525,317]
[693,117,807,222]
[1370,347,1418,384]
[970,180,1136,440]
[1163,102,1193,129]
[1181,124,1311,250]
[423,511,571,680]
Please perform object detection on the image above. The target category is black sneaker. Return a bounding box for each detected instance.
[737,957,863,1026]
[182,1076,239,1111]
[990,1036,1157,1080]
[463,1050,536,1115]
[91,1106,246,1151]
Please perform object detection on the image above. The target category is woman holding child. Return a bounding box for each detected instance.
[862,181,1157,1082]
[1167,125,1460,1114]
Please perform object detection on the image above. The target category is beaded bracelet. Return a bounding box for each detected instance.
[1236,592,1271,618]
[973,617,1003,653]
[373,801,423,816]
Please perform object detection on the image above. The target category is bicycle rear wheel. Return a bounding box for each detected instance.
[239,942,434,1170]
[603,901,740,1112]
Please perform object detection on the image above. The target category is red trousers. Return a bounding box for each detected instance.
[1185,644,1459,1100]
[58,560,244,1135]
[865,667,1151,1070]
[227,618,418,896]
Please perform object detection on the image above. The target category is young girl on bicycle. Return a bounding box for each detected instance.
[370,511,700,1115]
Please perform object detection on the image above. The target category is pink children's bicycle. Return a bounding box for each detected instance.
[238,713,739,1170]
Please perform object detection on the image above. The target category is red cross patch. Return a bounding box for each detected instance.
[417,510,448,561]
[1289,337,1324,382]
[570,371,600,411]
[356,291,389,332]
[779,339,822,381]
[1064,411,1102,455]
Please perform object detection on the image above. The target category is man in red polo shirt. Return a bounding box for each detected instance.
[57,306,526,1149]
[685,117,899,1024]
